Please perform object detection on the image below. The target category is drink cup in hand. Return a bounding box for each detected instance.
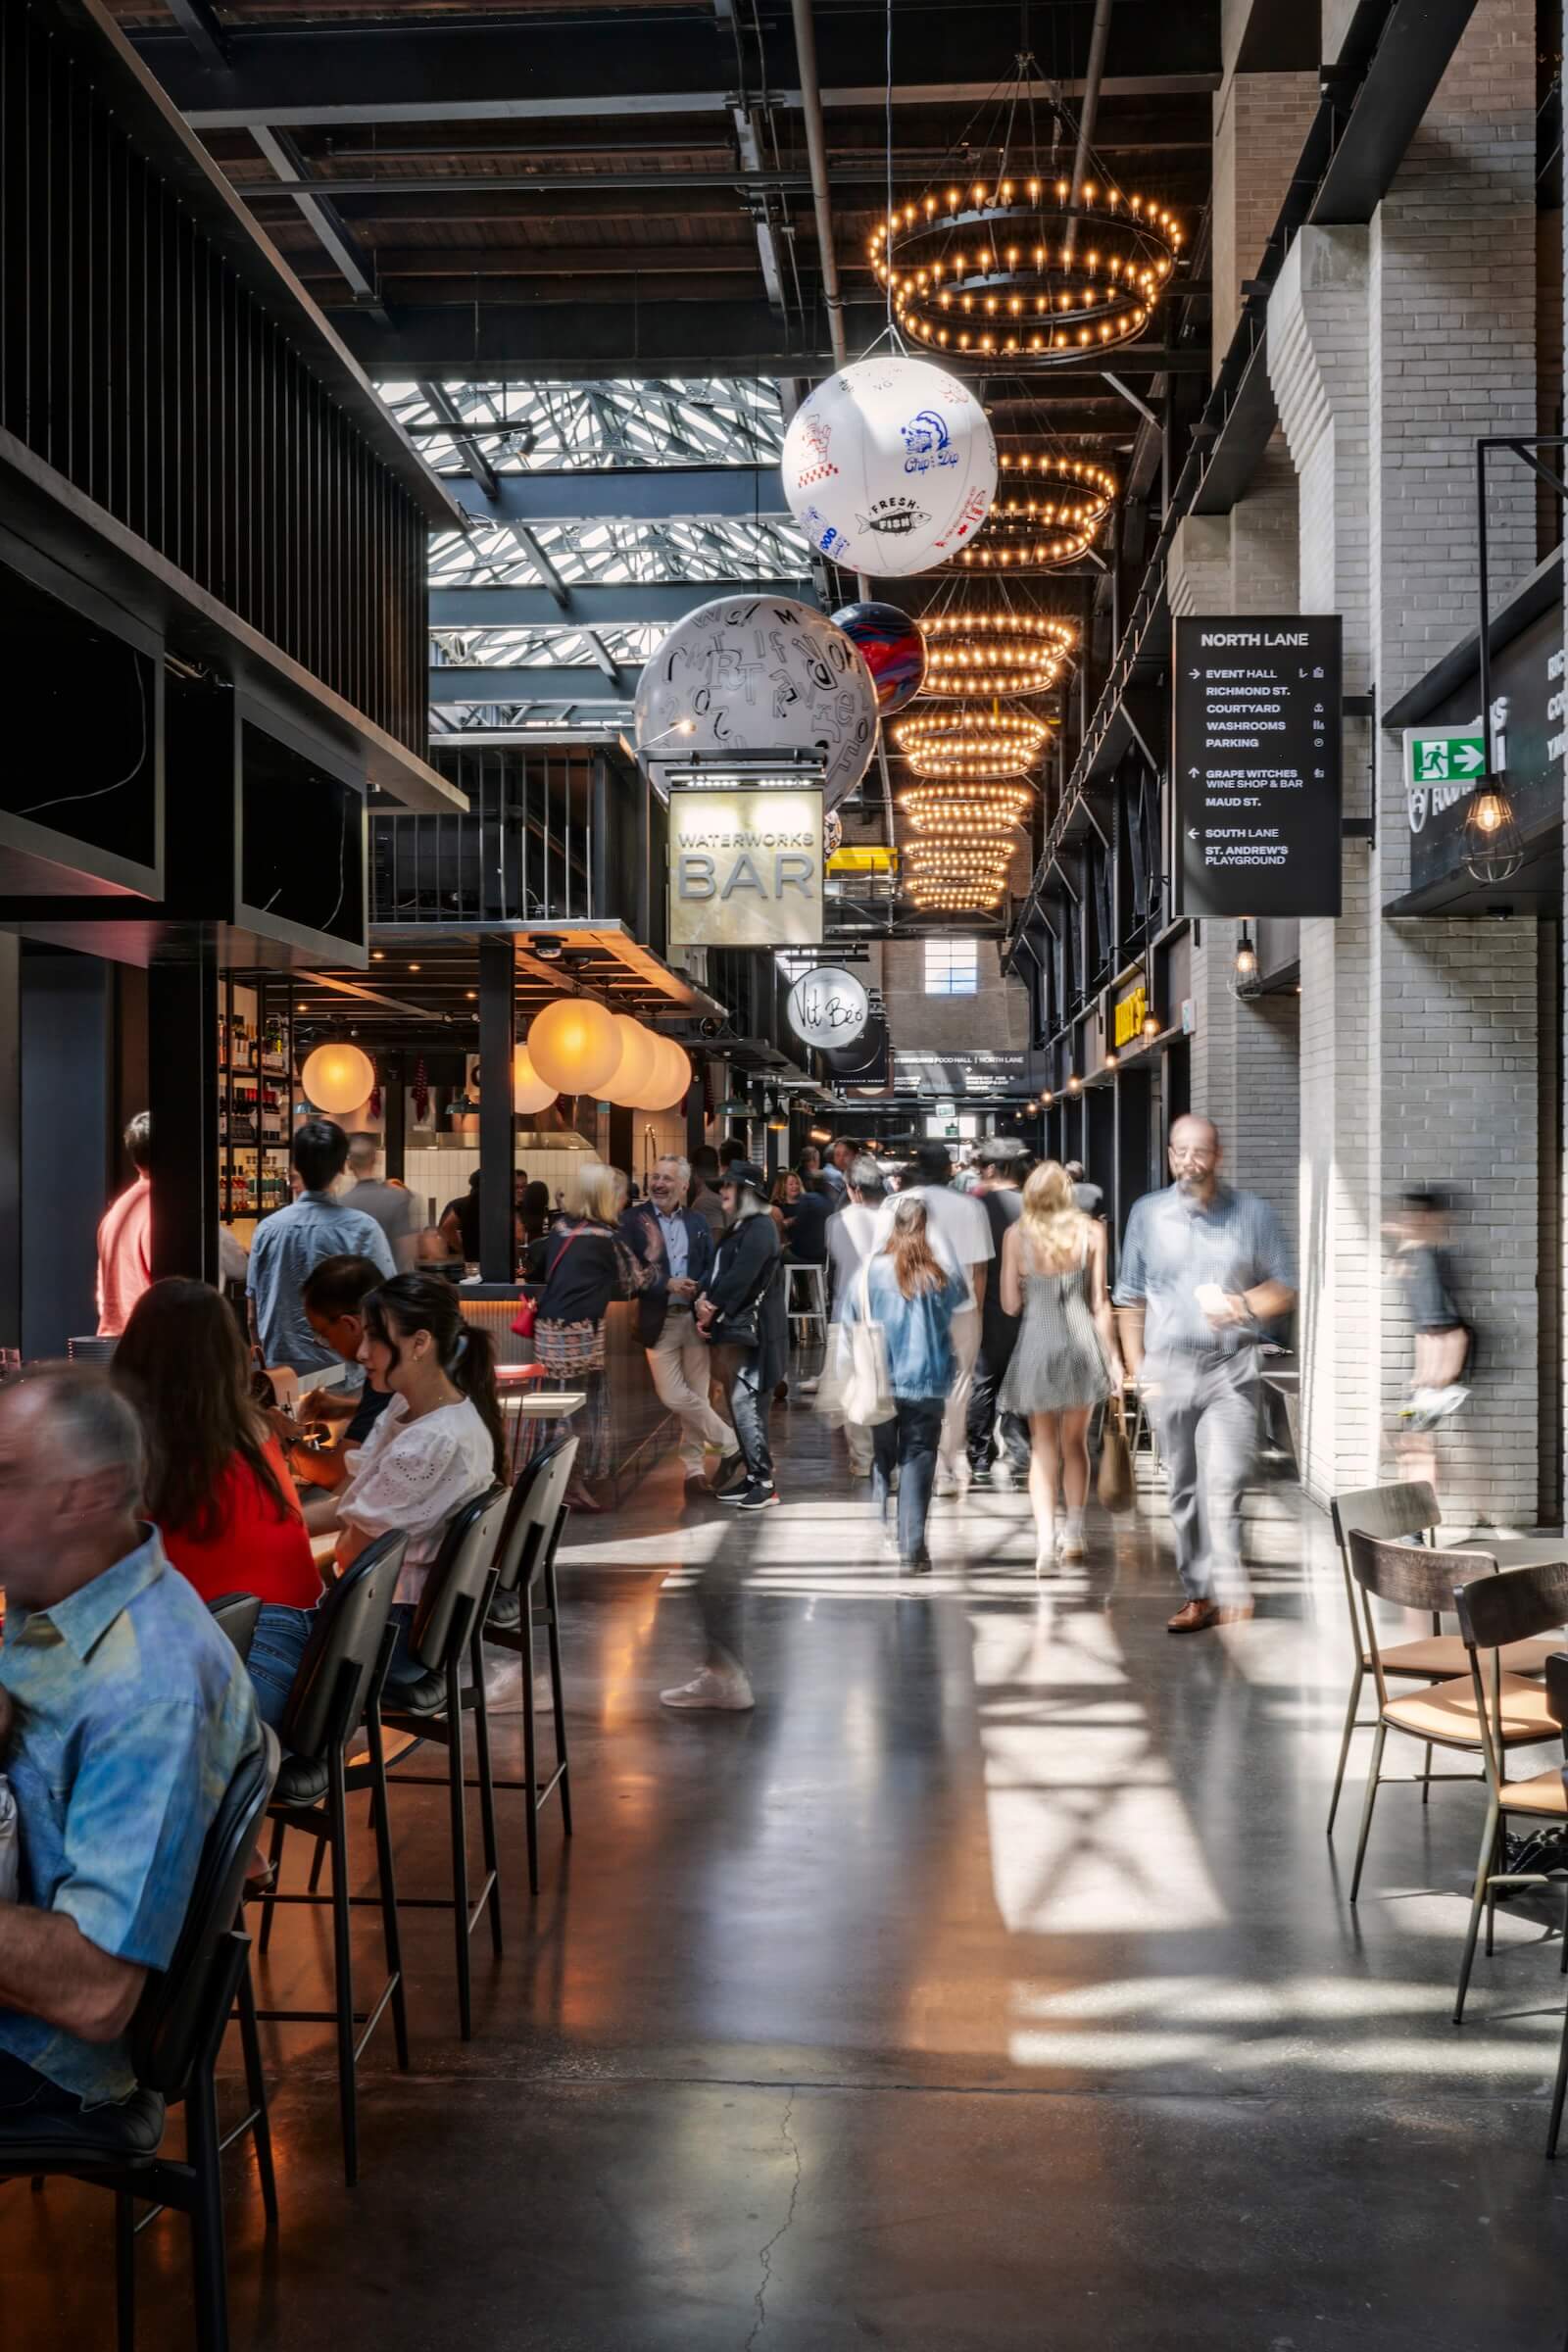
[1195,1281,1232,1325]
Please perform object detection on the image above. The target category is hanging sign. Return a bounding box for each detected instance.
[1112,980,1148,1050]
[1172,615,1343,918]
[787,964,869,1049]
[667,784,824,950]
[1401,606,1565,893]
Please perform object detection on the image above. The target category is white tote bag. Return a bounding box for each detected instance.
[840,1259,896,1427]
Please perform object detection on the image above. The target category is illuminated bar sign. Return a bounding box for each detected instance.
[1112,980,1148,1049]
[1173,614,1343,918]
[667,782,825,950]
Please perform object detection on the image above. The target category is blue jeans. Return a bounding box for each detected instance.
[248,1600,423,1733]
[871,1396,945,1564]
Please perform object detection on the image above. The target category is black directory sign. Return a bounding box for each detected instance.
[1173,614,1343,918]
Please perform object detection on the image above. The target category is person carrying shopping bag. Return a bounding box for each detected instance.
[842,1196,967,1575]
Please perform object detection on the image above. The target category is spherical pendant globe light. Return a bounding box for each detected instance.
[605,1014,659,1107]
[513,1043,558,1117]
[526,997,621,1098]
[641,1035,692,1111]
[302,1042,374,1118]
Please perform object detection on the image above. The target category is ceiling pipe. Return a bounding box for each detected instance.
[1063,0,1114,265]
[790,0,848,371]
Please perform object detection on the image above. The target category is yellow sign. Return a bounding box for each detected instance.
[667,786,825,951]
[827,846,897,875]
[1113,983,1148,1050]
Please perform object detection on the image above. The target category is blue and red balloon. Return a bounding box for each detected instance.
[830,601,927,718]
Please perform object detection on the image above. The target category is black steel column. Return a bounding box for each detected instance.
[477,936,514,1281]
[1113,1065,1152,1258]
[383,1051,406,1179]
[608,1102,633,1177]
[685,1068,706,1160]
[149,940,220,1286]
[0,938,20,1349]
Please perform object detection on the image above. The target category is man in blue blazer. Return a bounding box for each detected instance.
[621,1154,739,1495]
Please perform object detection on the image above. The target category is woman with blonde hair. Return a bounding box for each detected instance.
[532,1159,651,1509]
[999,1160,1120,1569]
[841,1194,967,1574]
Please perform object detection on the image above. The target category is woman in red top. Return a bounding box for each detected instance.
[113,1278,319,1609]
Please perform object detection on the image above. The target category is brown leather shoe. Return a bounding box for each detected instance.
[1167,1597,1220,1634]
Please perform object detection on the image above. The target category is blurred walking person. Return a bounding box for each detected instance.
[822,1153,887,1476]
[695,1162,784,1513]
[872,1141,993,1496]
[998,1163,1119,1571]
[966,1137,1033,1489]
[1114,1116,1295,1630]
[843,1197,967,1575]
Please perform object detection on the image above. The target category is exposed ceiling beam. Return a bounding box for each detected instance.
[128,13,1222,128]
[341,302,1208,379]
[164,0,228,71]
[442,466,789,525]
[430,582,807,627]
[249,124,391,324]
[415,379,499,499]
[430,665,634,704]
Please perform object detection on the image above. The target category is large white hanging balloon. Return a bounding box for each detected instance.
[781,358,998,577]
[633,594,878,808]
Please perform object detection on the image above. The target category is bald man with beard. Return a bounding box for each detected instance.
[1114,1116,1295,1630]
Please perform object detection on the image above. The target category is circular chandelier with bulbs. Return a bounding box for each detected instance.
[869,181,1181,367]
[893,708,1051,780]
[956,451,1116,570]
[918,609,1075,699]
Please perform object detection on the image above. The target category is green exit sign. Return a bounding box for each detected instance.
[1402,725,1486,787]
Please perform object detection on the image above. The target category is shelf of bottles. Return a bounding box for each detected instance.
[219,975,298,1230]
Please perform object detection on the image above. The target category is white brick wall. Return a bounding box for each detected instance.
[1257,0,1542,1521]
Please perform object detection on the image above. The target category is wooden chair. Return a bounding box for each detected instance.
[1344,1531,1558,1905]
[1328,1486,1561,1837]
[1450,1565,1568,2046]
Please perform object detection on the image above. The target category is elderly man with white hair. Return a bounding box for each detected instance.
[621,1152,738,1497]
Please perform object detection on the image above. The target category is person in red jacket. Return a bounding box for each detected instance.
[112,1278,319,1609]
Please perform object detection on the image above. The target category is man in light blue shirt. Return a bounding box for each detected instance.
[0,1368,262,2115]
[248,1117,395,1377]
[1114,1115,1296,1631]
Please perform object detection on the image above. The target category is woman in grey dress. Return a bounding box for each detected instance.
[999,1161,1120,1570]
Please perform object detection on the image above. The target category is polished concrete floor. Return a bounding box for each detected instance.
[8,1407,1568,2348]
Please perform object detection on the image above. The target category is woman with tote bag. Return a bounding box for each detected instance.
[842,1196,966,1575]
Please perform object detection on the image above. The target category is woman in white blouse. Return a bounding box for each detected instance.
[248,1274,507,1728]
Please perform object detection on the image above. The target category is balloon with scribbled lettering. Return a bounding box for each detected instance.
[782,359,997,577]
[633,595,879,809]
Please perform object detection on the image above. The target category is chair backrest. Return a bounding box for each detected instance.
[279,1531,409,1762]
[409,1488,512,1672]
[1346,1528,1496,1614]
[491,1438,578,1599]
[1454,1559,1568,1655]
[1546,1649,1568,1731]
[207,1592,263,1664]
[1329,1482,1440,1550]
[128,1724,280,2097]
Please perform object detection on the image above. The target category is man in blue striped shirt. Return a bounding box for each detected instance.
[1114,1116,1296,1631]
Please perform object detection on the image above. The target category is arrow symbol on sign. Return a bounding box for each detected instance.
[1188,766,1199,777]
[1188,827,1200,840]
[1453,742,1484,775]
[1189,667,1200,678]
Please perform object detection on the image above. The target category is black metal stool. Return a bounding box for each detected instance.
[250,1530,410,2187]
[483,1437,577,1893]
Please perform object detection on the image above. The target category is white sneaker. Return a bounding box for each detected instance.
[848,1457,872,1479]
[933,1471,958,1498]
[1429,1384,1470,1419]
[1057,1534,1087,1563]
[660,1667,755,1712]
[990,1461,1016,1491]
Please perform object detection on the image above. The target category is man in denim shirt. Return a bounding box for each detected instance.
[1115,1116,1295,1631]
[0,1368,261,2116]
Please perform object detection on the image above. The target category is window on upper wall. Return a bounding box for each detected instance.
[923,937,979,995]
